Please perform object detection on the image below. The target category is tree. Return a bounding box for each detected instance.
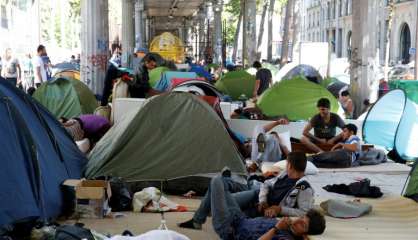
[280,0,292,67]
[256,0,269,60]
[267,0,276,62]
[232,1,243,62]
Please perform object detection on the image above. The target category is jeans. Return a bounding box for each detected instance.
[193,177,256,223]
[309,149,352,168]
[193,176,251,239]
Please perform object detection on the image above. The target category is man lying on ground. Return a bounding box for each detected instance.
[179,172,325,240]
[251,118,291,164]
[308,124,360,168]
[301,98,345,153]
[178,152,315,232]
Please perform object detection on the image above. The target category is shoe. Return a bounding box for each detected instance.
[177,219,202,230]
[221,166,231,177]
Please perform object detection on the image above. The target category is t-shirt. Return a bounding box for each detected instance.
[2,58,19,78]
[235,217,301,240]
[33,56,47,84]
[256,68,272,95]
[344,135,361,163]
[310,113,345,139]
[267,175,298,206]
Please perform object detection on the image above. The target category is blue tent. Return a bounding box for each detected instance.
[0,78,86,228]
[189,64,212,81]
[363,89,418,160]
[154,71,198,92]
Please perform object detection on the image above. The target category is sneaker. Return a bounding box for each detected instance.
[177,219,202,230]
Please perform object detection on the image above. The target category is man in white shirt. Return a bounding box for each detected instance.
[33,45,47,88]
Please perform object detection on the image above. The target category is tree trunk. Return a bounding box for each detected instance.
[291,0,298,62]
[232,2,243,62]
[280,0,292,67]
[267,0,275,62]
[384,0,394,82]
[257,0,269,60]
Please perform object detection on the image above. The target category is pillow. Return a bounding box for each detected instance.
[273,160,319,175]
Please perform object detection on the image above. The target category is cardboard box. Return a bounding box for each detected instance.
[62,179,112,219]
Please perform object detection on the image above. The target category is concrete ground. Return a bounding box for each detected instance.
[64,162,412,239]
[64,196,219,239]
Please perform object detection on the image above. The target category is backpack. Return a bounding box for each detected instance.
[55,224,95,240]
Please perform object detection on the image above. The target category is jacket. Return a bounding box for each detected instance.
[259,171,314,217]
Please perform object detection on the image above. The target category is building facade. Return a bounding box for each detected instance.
[300,0,416,65]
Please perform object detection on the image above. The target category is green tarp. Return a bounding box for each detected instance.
[257,76,340,120]
[86,93,246,184]
[389,80,418,104]
[215,70,256,100]
[149,66,169,87]
[33,77,97,119]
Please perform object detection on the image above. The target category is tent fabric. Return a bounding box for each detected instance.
[149,66,169,87]
[172,80,223,98]
[362,89,418,161]
[215,70,256,100]
[326,78,349,98]
[189,64,212,81]
[153,71,197,92]
[33,77,98,119]
[0,78,86,228]
[256,76,340,120]
[53,70,80,81]
[86,93,246,187]
[149,32,185,62]
[362,90,406,150]
[282,64,323,83]
[405,163,418,198]
[389,80,418,104]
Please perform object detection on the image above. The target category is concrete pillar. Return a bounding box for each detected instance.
[142,11,148,47]
[213,0,223,64]
[350,0,379,117]
[243,0,257,67]
[121,0,134,67]
[134,0,144,49]
[81,0,109,96]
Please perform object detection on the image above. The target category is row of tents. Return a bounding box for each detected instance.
[1,74,418,231]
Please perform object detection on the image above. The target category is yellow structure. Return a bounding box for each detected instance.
[54,70,81,81]
[149,32,185,63]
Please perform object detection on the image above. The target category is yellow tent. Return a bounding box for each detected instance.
[149,32,185,63]
[53,70,80,81]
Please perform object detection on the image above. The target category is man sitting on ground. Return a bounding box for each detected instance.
[179,166,325,240]
[178,152,315,232]
[309,123,361,168]
[301,98,345,153]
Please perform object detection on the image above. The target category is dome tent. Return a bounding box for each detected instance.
[0,78,86,229]
[215,70,256,100]
[257,76,340,120]
[282,64,323,83]
[86,93,246,194]
[33,77,98,119]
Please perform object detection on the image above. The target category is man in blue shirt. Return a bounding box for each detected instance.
[309,123,361,168]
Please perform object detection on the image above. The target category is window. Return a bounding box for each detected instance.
[1,5,8,29]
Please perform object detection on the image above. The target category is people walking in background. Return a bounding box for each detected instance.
[1,48,21,87]
[41,53,52,81]
[21,53,34,92]
[33,45,48,88]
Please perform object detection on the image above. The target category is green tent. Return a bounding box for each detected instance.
[33,77,98,119]
[86,92,246,193]
[149,66,169,87]
[257,76,340,120]
[405,163,418,201]
[215,70,256,100]
[389,80,418,104]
